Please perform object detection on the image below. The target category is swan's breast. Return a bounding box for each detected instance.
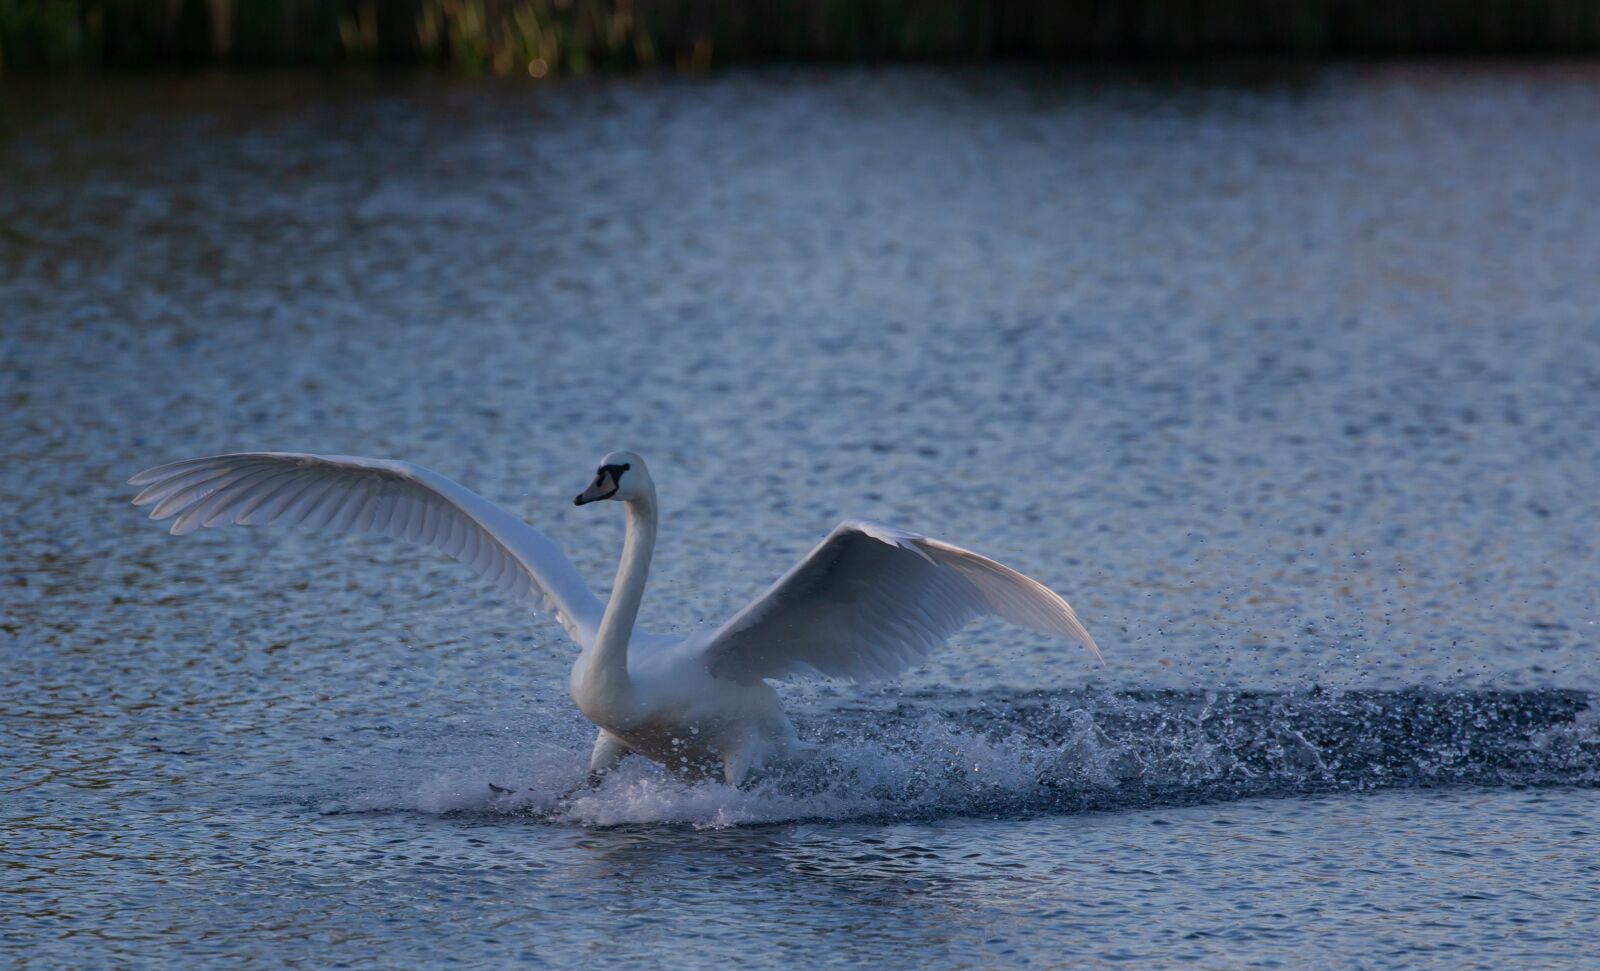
[577,649,792,774]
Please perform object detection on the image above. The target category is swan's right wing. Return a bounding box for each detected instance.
[697,520,1099,684]
[128,452,605,647]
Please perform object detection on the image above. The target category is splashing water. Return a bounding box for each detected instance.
[321,688,1599,828]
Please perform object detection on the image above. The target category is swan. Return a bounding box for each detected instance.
[127,450,1101,786]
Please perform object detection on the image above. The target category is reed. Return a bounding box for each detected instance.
[5,0,1600,74]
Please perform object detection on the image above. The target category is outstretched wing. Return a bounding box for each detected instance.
[697,520,1099,683]
[128,452,604,647]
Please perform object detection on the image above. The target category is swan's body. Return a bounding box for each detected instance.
[128,450,1100,785]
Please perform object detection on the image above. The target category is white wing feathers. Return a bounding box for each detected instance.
[128,452,604,647]
[699,520,1099,684]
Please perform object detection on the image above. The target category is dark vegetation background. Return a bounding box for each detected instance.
[5,0,1600,75]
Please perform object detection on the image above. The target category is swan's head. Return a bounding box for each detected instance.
[574,450,650,505]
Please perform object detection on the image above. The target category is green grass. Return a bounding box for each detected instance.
[5,0,1600,75]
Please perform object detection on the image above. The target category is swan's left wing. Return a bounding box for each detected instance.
[127,452,605,647]
[696,520,1099,684]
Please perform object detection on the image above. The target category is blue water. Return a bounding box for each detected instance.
[3,65,1598,968]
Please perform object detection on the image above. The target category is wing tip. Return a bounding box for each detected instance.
[127,465,174,488]
[127,455,218,487]
[1050,598,1103,665]
[1081,631,1105,665]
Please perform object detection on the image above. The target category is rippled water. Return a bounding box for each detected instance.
[4,65,1599,967]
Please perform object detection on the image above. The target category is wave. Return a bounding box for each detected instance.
[319,687,1599,828]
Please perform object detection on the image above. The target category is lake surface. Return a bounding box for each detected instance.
[3,64,1598,968]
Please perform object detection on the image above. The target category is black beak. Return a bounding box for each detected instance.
[573,475,616,506]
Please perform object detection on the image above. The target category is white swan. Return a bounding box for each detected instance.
[128,450,1101,785]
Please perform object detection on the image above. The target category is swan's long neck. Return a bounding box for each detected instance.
[577,486,656,717]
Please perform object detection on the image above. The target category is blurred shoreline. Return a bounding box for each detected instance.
[6,0,1600,76]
